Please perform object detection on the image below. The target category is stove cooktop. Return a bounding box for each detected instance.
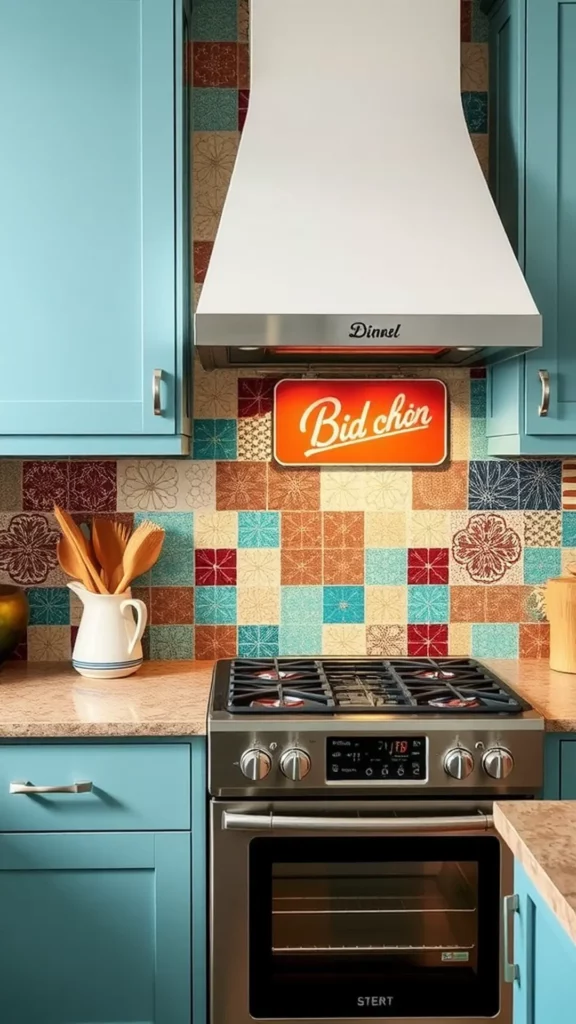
[215,657,531,715]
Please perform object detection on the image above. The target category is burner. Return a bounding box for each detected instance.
[417,669,456,680]
[253,669,306,681]
[428,696,480,709]
[250,696,306,709]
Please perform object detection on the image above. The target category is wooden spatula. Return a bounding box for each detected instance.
[53,506,108,595]
[114,521,165,594]
[92,518,130,591]
[57,536,99,593]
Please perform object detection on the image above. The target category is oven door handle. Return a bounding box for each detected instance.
[222,811,494,833]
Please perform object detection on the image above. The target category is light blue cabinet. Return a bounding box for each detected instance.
[0,0,192,456]
[510,860,576,1024]
[542,735,576,798]
[484,0,576,455]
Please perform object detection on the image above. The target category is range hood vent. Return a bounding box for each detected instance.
[195,0,541,370]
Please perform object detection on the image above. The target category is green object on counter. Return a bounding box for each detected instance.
[0,585,27,664]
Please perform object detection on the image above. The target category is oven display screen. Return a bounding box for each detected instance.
[326,737,427,781]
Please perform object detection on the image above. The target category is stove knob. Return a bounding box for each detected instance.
[280,748,311,781]
[240,748,272,781]
[443,747,474,780]
[483,747,514,780]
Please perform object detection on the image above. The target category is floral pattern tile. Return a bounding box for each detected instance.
[193,42,238,88]
[468,460,519,510]
[117,460,181,512]
[0,513,60,586]
[150,587,194,625]
[365,471,411,511]
[216,461,267,510]
[195,585,237,625]
[27,587,70,625]
[323,548,364,585]
[193,132,239,194]
[238,378,275,417]
[237,548,280,586]
[320,469,367,511]
[193,419,237,460]
[184,462,216,511]
[27,625,70,662]
[237,586,279,625]
[194,625,237,659]
[519,623,550,660]
[364,512,406,548]
[268,465,320,511]
[407,511,450,548]
[366,624,406,657]
[461,43,488,91]
[407,624,448,657]
[238,511,279,548]
[238,625,279,658]
[323,512,364,548]
[149,625,194,660]
[193,364,238,418]
[281,549,322,585]
[518,460,562,510]
[0,461,21,512]
[195,548,237,586]
[322,624,366,656]
[69,461,116,512]
[323,585,364,624]
[407,548,449,585]
[407,585,449,624]
[195,511,237,549]
[462,91,488,133]
[365,585,407,624]
[23,461,68,511]
[451,512,523,584]
[281,512,322,549]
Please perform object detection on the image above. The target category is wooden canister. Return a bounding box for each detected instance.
[546,567,576,673]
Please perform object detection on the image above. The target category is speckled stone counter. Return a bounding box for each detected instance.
[0,661,214,737]
[481,659,576,732]
[494,801,576,946]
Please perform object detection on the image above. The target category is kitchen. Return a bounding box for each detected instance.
[0,0,576,1022]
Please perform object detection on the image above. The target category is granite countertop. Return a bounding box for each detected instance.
[494,800,576,947]
[0,656,575,738]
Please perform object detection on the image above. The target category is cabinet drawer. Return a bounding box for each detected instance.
[0,744,190,831]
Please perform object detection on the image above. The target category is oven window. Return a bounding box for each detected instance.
[249,836,500,1019]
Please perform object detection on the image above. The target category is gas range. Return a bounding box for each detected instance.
[208,657,544,798]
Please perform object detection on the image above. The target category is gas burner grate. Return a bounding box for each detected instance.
[221,657,531,715]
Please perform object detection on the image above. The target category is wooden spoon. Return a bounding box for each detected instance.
[92,518,130,591]
[53,506,108,595]
[114,521,165,594]
[57,536,99,593]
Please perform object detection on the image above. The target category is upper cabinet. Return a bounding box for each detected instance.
[0,0,191,456]
[485,0,576,455]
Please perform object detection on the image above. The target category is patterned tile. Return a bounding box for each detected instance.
[238,88,250,130]
[194,625,237,659]
[366,624,406,657]
[150,587,194,625]
[407,624,448,657]
[365,549,407,586]
[407,585,449,624]
[471,134,489,179]
[68,461,116,513]
[470,418,489,460]
[413,462,468,510]
[461,43,488,91]
[194,511,237,549]
[519,623,550,660]
[561,461,576,509]
[238,42,249,88]
[322,624,366,656]
[462,92,488,133]
[268,465,320,510]
[192,0,238,40]
[323,548,364,585]
[450,586,486,622]
[149,625,194,660]
[193,420,237,460]
[238,511,279,548]
[183,462,216,512]
[237,416,272,461]
[23,461,68,511]
[193,88,238,130]
[472,0,489,42]
[193,240,214,283]
[320,469,367,511]
[0,461,21,512]
[524,510,561,547]
[237,548,280,586]
[237,586,279,625]
[450,511,523,584]
[519,460,562,510]
[323,586,364,624]
[485,586,530,623]
[323,512,364,548]
[238,0,249,43]
[117,460,183,512]
[470,379,486,419]
[0,513,61,586]
[193,182,225,242]
[523,547,561,585]
[364,470,411,512]
[195,585,237,625]
[238,378,275,417]
[365,585,407,624]
[562,511,576,546]
[468,460,519,510]
[195,548,237,586]
[281,512,322,549]
[281,549,322,585]
[193,133,239,195]
[27,587,70,625]
[279,624,322,656]
[193,42,238,87]
[193,363,237,418]
[461,0,472,41]
[28,625,70,662]
[238,625,279,658]
[216,461,267,510]
[365,512,406,548]
[407,548,449,585]
[133,512,193,587]
[449,623,471,656]
[407,511,450,548]
[280,585,323,624]
[471,623,519,659]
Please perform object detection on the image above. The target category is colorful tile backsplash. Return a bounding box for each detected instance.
[0,2,570,664]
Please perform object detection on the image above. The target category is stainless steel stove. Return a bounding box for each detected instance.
[208,657,544,1024]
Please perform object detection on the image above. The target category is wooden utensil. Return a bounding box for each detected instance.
[114,521,165,594]
[53,505,108,595]
[92,518,130,591]
[57,536,99,593]
[546,564,576,673]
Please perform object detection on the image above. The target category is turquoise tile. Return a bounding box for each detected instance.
[524,547,561,584]
[239,511,279,548]
[562,511,576,546]
[193,89,238,131]
[462,92,488,133]
[470,418,490,460]
[323,586,364,624]
[279,624,322,656]
[281,586,323,624]
[195,585,237,625]
[149,625,193,660]
[471,379,486,418]
[239,625,279,657]
[365,549,407,585]
[407,585,449,624]
[193,419,237,460]
[471,624,519,659]
[134,512,194,586]
[472,0,489,42]
[192,0,237,40]
[27,587,70,625]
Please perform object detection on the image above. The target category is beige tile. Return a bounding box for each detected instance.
[461,43,488,91]
[322,624,366,657]
[450,511,524,584]
[471,134,489,179]
[0,461,21,511]
[449,624,471,656]
[117,460,186,512]
[365,585,407,624]
[194,511,237,548]
[237,548,280,586]
[407,511,451,548]
[238,0,249,42]
[193,131,239,191]
[237,586,279,625]
[365,512,406,548]
[366,624,406,656]
[320,469,367,511]
[28,626,70,662]
[364,470,412,511]
[193,361,237,418]
[193,183,227,241]
[182,462,216,512]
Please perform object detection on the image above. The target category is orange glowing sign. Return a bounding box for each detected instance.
[273,378,448,467]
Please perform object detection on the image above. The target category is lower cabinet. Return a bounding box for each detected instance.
[543,735,576,798]
[0,831,190,1024]
[512,861,576,1024]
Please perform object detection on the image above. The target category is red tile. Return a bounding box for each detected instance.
[216,462,267,510]
[193,42,238,87]
[407,624,448,657]
[470,367,486,379]
[407,548,449,585]
[195,548,237,586]
[23,461,68,511]
[238,43,250,89]
[461,0,471,41]
[194,241,213,284]
[184,40,193,86]
[238,89,250,131]
[70,625,79,651]
[238,378,275,417]
[68,461,116,512]
[195,625,237,659]
[150,586,193,624]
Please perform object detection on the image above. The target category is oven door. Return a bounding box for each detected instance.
[211,799,512,1024]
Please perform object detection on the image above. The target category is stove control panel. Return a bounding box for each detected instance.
[326,737,427,782]
[443,747,474,780]
[280,748,311,781]
[483,747,514,779]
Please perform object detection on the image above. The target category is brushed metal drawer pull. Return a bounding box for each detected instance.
[503,893,519,983]
[153,368,163,416]
[538,369,550,417]
[10,780,93,795]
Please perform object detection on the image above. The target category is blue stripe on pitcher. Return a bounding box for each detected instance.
[72,657,143,670]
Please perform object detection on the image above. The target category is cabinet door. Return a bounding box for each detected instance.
[0,832,190,1023]
[524,0,576,435]
[0,0,176,437]
[559,739,576,798]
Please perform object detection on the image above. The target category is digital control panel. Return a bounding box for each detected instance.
[326,736,427,782]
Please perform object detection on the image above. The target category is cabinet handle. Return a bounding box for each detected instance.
[153,368,163,416]
[538,369,550,417]
[10,781,93,795]
[503,893,519,983]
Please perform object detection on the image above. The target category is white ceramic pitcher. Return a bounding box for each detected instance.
[68,582,148,679]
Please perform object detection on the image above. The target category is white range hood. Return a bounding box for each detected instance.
[195,0,541,370]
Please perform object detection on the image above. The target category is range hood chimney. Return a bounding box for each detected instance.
[195,0,541,369]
